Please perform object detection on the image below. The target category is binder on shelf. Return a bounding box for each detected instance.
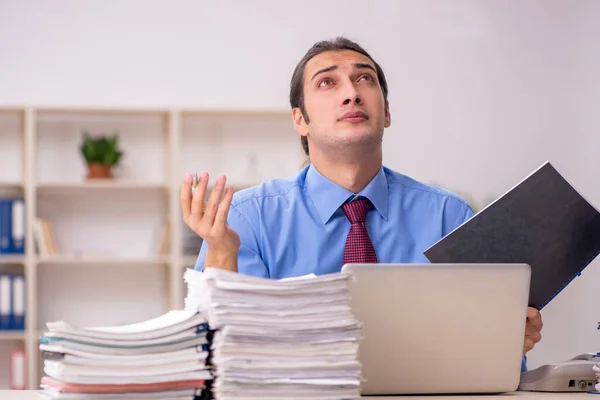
[0,274,10,329]
[11,199,25,254]
[10,348,26,390]
[0,199,11,254]
[0,272,26,330]
[12,274,25,330]
[0,198,25,255]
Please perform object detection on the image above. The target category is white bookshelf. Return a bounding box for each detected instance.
[0,106,305,389]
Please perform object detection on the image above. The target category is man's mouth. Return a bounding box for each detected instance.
[339,111,368,123]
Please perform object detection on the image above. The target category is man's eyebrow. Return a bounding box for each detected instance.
[310,63,377,81]
[354,63,377,73]
[311,65,338,81]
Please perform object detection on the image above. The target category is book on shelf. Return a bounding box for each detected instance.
[34,217,59,256]
[424,161,600,310]
[156,220,170,257]
[0,272,25,331]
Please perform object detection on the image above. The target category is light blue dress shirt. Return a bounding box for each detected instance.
[194,163,474,278]
[193,163,529,372]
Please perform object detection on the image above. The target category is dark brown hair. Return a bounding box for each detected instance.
[289,36,389,156]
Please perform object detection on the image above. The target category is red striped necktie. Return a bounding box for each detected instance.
[342,198,378,264]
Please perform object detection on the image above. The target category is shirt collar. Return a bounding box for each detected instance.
[304,164,389,224]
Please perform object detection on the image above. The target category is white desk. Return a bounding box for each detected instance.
[0,390,596,399]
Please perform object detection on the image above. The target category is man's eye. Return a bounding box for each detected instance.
[319,79,333,87]
[359,75,373,82]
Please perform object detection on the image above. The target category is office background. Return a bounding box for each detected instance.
[0,0,598,389]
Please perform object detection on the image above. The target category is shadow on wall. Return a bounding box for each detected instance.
[428,181,498,214]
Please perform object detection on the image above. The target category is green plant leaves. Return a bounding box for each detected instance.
[80,131,124,166]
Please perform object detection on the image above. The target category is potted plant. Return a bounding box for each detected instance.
[79,131,124,179]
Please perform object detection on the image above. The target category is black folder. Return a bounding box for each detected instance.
[424,161,600,310]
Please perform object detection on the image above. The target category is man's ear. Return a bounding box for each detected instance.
[292,107,309,137]
[384,100,391,128]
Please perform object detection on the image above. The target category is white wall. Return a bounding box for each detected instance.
[1,0,599,370]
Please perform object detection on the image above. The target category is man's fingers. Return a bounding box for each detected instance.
[523,338,535,355]
[525,322,538,335]
[526,306,538,319]
[214,186,234,228]
[191,172,209,220]
[180,173,193,222]
[527,307,543,330]
[523,307,543,357]
[205,175,226,225]
[525,330,542,344]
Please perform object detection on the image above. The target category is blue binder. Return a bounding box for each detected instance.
[0,273,26,330]
[0,198,25,255]
[11,274,25,330]
[0,200,11,254]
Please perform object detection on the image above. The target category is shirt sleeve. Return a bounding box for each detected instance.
[442,198,475,236]
[457,200,475,225]
[521,355,527,373]
[194,202,269,278]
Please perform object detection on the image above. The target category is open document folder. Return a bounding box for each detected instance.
[184,267,363,400]
[38,310,212,399]
[424,161,600,310]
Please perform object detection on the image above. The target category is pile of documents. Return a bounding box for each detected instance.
[38,310,213,399]
[184,267,363,400]
[594,324,600,393]
[595,323,600,393]
[594,362,600,393]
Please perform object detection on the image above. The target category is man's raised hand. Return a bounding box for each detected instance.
[180,172,240,272]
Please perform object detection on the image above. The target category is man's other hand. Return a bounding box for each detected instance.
[523,306,543,356]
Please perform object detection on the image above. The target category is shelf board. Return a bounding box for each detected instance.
[0,331,26,341]
[179,108,290,117]
[0,255,25,264]
[0,107,25,114]
[36,106,170,115]
[36,255,171,266]
[36,180,168,193]
[0,182,24,190]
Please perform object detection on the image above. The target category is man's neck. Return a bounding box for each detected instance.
[309,147,383,194]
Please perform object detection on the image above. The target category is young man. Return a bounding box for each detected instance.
[180,37,542,363]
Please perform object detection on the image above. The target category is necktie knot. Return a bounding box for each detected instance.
[342,198,372,224]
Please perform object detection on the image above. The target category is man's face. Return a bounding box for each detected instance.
[294,49,390,153]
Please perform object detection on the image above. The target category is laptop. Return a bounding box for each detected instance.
[341,263,531,395]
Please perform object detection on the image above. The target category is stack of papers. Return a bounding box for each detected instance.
[594,347,600,393]
[38,310,213,399]
[184,267,363,400]
[595,324,600,393]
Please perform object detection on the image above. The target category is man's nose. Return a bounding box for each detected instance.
[342,96,362,105]
[341,81,362,106]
